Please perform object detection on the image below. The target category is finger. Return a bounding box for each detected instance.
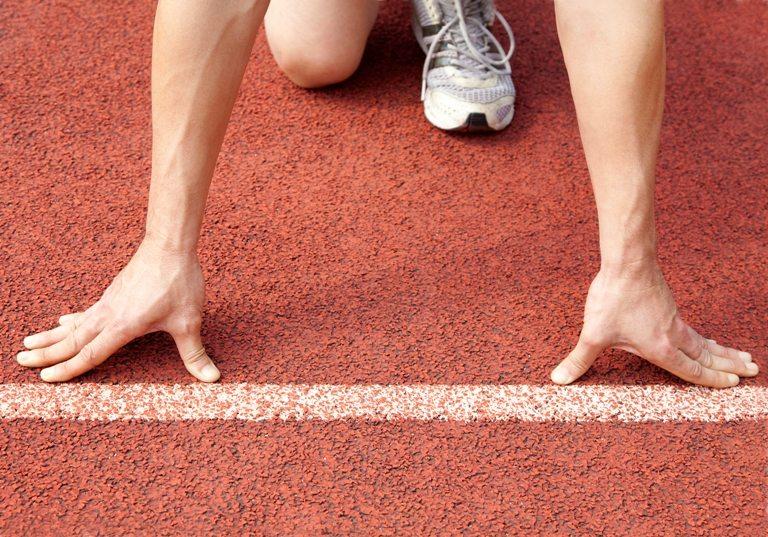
[658,350,740,388]
[682,326,752,363]
[705,338,753,364]
[690,344,758,377]
[678,327,758,377]
[16,316,101,368]
[173,331,220,383]
[23,308,94,349]
[40,327,130,382]
[60,303,100,326]
[58,312,85,326]
[551,339,603,385]
[23,323,73,350]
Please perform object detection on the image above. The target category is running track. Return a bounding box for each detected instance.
[1,0,766,534]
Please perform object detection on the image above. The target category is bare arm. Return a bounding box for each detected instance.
[146,0,267,251]
[18,0,268,382]
[551,0,757,387]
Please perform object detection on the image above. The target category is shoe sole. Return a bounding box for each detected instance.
[464,112,492,132]
[424,103,515,132]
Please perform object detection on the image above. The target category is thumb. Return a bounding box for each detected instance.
[173,330,220,383]
[551,338,603,385]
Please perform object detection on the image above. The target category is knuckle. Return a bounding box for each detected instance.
[114,317,142,337]
[698,348,713,367]
[686,360,704,379]
[182,347,207,367]
[68,329,82,351]
[671,318,689,342]
[89,305,110,326]
[652,343,676,363]
[698,333,708,351]
[79,344,98,366]
[174,314,202,336]
[578,331,602,349]
[568,352,591,372]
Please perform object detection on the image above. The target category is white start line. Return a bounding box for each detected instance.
[1,383,767,422]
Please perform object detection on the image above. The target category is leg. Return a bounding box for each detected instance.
[265,0,378,88]
[550,0,757,387]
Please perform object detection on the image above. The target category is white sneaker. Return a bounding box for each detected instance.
[411,0,516,131]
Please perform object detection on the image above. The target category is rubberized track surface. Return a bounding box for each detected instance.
[1,0,766,534]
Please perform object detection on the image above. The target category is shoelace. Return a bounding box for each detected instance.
[421,0,515,100]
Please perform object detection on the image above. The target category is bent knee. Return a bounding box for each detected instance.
[273,48,363,88]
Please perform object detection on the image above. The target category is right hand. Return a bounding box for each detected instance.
[17,239,220,383]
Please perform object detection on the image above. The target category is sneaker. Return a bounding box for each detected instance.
[411,0,516,131]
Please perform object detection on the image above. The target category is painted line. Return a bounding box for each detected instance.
[1,383,767,422]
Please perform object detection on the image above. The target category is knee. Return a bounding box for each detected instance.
[273,48,363,89]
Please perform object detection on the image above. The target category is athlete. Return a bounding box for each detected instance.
[17,0,758,387]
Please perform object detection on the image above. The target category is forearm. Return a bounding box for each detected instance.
[145,0,268,252]
[555,0,665,273]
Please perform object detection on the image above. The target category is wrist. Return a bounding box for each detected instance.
[600,243,657,270]
[143,192,205,255]
[141,229,199,257]
[598,213,657,278]
[598,254,662,284]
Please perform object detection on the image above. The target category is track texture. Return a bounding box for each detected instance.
[1,0,766,534]
[2,421,765,535]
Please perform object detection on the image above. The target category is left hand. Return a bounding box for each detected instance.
[551,262,758,388]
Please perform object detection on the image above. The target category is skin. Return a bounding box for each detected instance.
[18,0,756,386]
[549,0,756,387]
[265,0,379,88]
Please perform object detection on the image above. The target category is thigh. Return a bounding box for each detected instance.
[265,0,379,86]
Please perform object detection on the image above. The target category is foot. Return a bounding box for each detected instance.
[551,261,758,388]
[411,0,516,131]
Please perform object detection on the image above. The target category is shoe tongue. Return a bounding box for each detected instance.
[437,0,494,25]
[425,0,498,76]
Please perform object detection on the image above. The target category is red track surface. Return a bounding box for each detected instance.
[1,0,766,534]
[4,421,765,534]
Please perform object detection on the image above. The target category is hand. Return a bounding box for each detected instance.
[17,239,220,383]
[551,262,758,388]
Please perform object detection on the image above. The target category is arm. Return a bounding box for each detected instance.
[17,0,269,382]
[550,0,757,387]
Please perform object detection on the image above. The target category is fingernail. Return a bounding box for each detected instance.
[550,366,573,385]
[200,364,220,383]
[727,374,740,387]
[16,351,30,364]
[22,336,36,348]
[740,351,752,362]
[746,363,759,375]
[40,369,55,382]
